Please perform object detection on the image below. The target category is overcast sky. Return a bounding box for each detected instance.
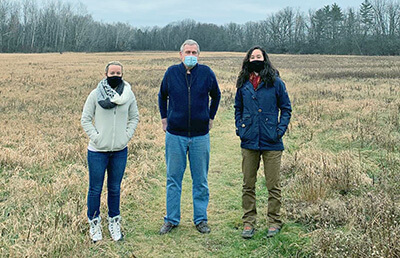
[57,0,364,28]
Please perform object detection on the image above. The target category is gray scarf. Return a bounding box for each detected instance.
[97,79,124,109]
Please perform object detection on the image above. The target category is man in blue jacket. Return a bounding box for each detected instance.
[158,39,221,234]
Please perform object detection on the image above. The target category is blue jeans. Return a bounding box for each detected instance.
[164,132,210,225]
[87,147,127,219]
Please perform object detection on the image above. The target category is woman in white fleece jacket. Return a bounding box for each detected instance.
[81,61,139,242]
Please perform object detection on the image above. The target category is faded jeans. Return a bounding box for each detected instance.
[164,132,210,225]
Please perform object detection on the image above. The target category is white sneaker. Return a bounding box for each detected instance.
[108,215,122,241]
[88,217,102,242]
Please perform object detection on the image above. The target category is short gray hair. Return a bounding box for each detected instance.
[180,39,200,54]
[105,61,123,73]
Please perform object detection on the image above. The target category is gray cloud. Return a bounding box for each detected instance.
[60,0,363,27]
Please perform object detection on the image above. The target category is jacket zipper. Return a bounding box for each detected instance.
[111,106,117,151]
[186,73,191,137]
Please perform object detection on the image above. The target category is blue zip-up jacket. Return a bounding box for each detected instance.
[234,77,292,150]
[158,63,221,137]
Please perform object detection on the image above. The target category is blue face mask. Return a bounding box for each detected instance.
[184,56,198,68]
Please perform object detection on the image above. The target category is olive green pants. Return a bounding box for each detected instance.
[241,148,282,228]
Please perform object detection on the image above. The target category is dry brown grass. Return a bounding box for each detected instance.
[1,52,399,257]
[277,54,400,257]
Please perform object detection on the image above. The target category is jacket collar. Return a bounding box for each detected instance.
[179,62,198,74]
[244,80,265,92]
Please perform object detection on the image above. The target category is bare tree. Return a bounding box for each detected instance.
[372,0,388,35]
[387,0,400,36]
[0,0,10,51]
[0,0,399,55]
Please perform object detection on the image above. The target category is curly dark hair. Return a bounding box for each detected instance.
[236,46,278,88]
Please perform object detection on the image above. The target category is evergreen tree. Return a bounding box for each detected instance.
[360,0,374,36]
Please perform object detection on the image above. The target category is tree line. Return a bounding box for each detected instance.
[0,0,399,55]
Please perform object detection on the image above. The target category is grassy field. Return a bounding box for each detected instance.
[1,51,399,257]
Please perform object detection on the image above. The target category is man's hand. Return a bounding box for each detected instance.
[162,118,167,132]
[209,119,213,130]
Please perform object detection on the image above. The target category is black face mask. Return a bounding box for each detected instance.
[107,76,122,88]
[248,60,264,73]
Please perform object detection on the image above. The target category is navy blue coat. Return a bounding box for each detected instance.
[159,63,221,137]
[234,77,292,151]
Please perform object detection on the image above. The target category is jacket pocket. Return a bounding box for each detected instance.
[92,132,100,145]
[91,131,106,149]
[261,114,279,142]
[238,115,252,141]
[114,131,130,150]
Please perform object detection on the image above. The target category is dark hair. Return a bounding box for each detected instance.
[236,46,278,88]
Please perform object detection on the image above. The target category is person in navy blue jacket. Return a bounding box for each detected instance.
[158,39,221,235]
[234,46,292,239]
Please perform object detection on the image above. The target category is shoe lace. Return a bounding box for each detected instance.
[90,219,101,235]
[198,222,208,230]
[109,217,121,236]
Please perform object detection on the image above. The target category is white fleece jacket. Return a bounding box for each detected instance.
[81,82,139,152]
